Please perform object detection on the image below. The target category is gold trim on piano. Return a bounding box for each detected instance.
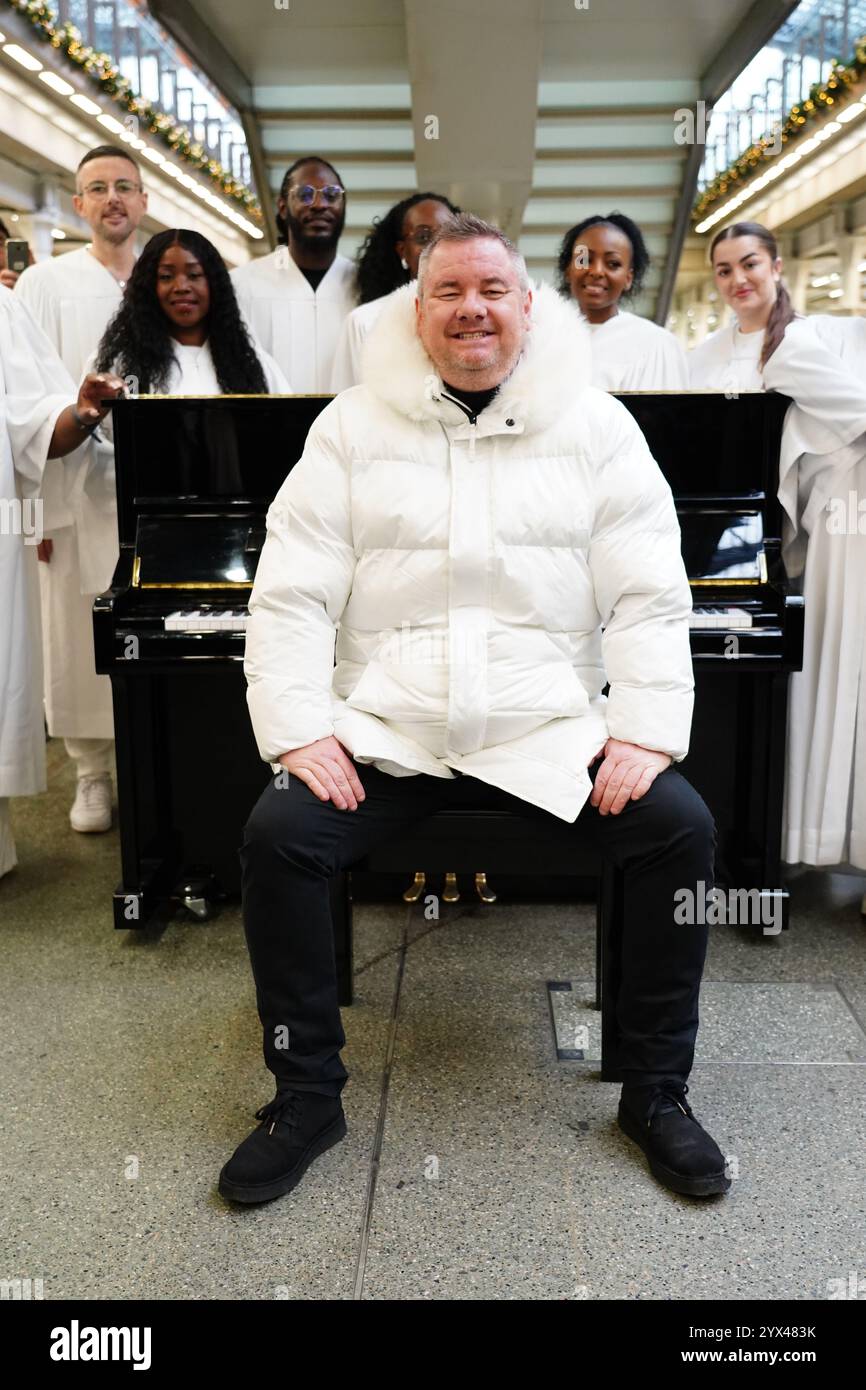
[690,578,760,586]
[613,389,766,395]
[690,551,767,587]
[132,555,141,588]
[138,580,253,590]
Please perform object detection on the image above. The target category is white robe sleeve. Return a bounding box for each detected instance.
[14,266,78,528]
[808,313,866,377]
[763,319,866,454]
[1,291,74,492]
[75,347,116,450]
[586,391,695,760]
[762,319,866,557]
[244,399,356,761]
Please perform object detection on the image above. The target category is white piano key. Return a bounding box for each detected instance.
[689,607,754,629]
[726,608,754,629]
[162,608,249,633]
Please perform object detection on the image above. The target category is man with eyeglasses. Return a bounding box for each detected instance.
[16,145,148,836]
[232,157,356,390]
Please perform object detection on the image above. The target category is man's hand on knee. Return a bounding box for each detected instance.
[589,738,672,816]
[277,737,366,811]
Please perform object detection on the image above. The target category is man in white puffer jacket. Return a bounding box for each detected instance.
[220,214,725,1207]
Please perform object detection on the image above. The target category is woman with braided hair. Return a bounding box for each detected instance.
[330,192,458,391]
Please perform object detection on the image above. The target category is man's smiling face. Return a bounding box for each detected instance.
[415,237,532,391]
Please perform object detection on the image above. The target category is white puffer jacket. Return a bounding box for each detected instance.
[245,283,694,821]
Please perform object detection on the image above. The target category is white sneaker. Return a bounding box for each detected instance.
[70,775,113,833]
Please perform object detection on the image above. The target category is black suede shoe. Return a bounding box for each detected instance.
[617,1083,731,1198]
[219,1089,347,1204]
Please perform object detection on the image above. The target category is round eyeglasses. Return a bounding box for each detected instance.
[404,226,437,246]
[289,184,344,207]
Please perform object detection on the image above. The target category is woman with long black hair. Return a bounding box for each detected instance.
[330,192,458,391]
[690,220,866,894]
[95,228,288,394]
[557,212,687,389]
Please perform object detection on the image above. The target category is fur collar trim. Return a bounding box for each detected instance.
[360,280,593,434]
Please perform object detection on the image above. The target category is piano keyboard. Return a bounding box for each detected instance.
[164,607,753,635]
[164,609,248,633]
[689,607,753,630]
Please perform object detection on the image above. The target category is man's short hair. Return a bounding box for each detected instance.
[76,145,141,191]
[416,212,529,298]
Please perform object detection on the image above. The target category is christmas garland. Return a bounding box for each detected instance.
[5,0,262,222]
[693,34,866,222]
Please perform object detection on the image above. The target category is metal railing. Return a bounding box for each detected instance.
[699,0,866,189]
[53,0,251,186]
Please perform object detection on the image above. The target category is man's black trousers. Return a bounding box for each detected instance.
[239,761,716,1096]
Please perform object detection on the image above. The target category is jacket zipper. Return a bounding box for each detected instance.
[439,389,479,456]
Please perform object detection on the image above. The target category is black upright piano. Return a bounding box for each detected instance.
[94,391,802,934]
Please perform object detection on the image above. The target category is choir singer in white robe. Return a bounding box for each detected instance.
[330,192,457,392]
[15,144,148,834]
[91,228,288,402]
[232,157,355,391]
[689,220,866,889]
[557,213,688,390]
[0,290,124,879]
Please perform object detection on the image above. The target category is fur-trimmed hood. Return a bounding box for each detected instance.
[359,280,594,435]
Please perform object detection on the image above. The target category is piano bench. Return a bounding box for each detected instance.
[329,813,624,1082]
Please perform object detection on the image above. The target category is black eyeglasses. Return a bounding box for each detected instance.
[405,226,436,246]
[289,184,344,207]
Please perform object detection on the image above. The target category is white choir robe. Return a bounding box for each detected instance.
[15,247,127,743]
[231,248,356,391]
[689,317,866,870]
[330,293,391,392]
[809,313,866,378]
[0,291,76,875]
[584,308,689,390]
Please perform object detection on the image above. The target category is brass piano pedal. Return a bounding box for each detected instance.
[442,872,461,903]
[402,871,426,903]
[474,871,497,904]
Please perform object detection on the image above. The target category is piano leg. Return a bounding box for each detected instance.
[727,671,790,933]
[765,672,791,931]
[110,675,181,929]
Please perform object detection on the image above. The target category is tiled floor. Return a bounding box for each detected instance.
[1,742,864,1300]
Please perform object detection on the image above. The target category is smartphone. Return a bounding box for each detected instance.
[5,238,29,272]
